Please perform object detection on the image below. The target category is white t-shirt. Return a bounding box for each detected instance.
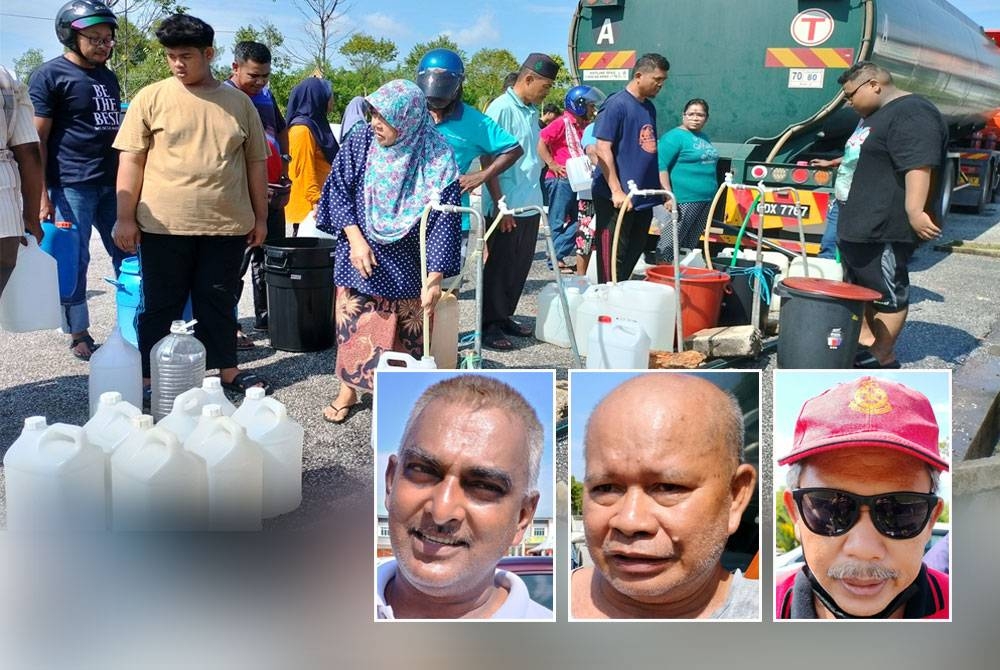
[376,558,553,620]
[0,66,40,238]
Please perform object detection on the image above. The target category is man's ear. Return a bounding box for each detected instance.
[727,463,757,535]
[385,454,398,507]
[510,491,541,547]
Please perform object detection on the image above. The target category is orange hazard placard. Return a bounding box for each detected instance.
[577,51,637,70]
[765,48,854,68]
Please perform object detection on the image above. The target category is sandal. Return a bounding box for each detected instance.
[236,331,256,350]
[498,318,533,338]
[220,370,271,395]
[70,334,100,361]
[483,326,514,351]
[853,350,901,369]
[323,401,359,424]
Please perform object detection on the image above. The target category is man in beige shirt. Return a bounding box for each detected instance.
[112,13,269,395]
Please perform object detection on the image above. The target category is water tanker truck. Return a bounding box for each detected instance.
[569,0,1000,251]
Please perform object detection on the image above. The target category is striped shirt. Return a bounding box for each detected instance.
[0,66,40,238]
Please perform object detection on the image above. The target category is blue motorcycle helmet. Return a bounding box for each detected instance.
[416,48,465,109]
[564,85,606,117]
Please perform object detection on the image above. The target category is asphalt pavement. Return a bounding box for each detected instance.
[2,200,999,526]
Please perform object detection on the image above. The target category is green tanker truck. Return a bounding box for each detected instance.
[569,0,1000,235]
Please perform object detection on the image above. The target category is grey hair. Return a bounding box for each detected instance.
[785,460,940,493]
[398,375,544,489]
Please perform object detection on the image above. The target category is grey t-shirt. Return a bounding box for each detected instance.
[710,570,760,620]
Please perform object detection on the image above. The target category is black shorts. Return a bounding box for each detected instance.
[839,240,916,313]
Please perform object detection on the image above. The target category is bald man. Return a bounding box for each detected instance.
[572,373,759,619]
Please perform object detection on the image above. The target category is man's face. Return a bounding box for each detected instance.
[165,46,214,86]
[842,75,880,117]
[583,382,753,606]
[75,24,114,66]
[385,400,539,600]
[231,58,271,97]
[635,67,668,100]
[523,73,554,106]
[785,448,942,618]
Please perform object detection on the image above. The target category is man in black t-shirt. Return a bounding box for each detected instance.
[835,61,948,369]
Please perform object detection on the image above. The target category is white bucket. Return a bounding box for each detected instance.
[111,425,208,531]
[718,248,791,276]
[565,155,593,193]
[376,351,438,369]
[586,316,651,369]
[185,405,263,531]
[608,280,676,353]
[785,256,843,281]
[201,377,236,416]
[0,235,62,332]
[88,326,143,418]
[535,277,589,348]
[232,388,304,519]
[156,387,210,442]
[4,419,106,531]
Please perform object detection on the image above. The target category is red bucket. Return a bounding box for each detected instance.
[646,265,730,337]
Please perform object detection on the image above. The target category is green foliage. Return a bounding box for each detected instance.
[544,52,575,110]
[465,48,519,110]
[775,486,799,554]
[13,48,44,84]
[571,476,583,516]
[339,33,398,94]
[232,20,290,71]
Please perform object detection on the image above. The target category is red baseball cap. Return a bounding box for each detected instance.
[778,376,949,471]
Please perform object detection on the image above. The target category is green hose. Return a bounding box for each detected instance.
[730,193,763,267]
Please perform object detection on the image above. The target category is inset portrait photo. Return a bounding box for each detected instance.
[773,370,952,620]
[374,370,555,621]
[569,370,761,620]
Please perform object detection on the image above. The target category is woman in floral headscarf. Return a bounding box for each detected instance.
[316,79,461,423]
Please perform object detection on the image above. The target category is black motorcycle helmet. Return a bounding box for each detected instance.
[55,0,118,52]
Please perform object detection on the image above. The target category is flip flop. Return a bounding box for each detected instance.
[498,318,533,338]
[236,331,256,350]
[221,370,271,395]
[323,401,359,424]
[70,334,100,361]
[853,350,901,369]
[483,326,514,351]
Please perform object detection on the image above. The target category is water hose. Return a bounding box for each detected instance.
[702,182,728,267]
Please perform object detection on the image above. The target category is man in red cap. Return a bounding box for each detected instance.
[776,375,949,619]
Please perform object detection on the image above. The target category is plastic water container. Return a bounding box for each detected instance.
[111,424,209,531]
[88,327,143,417]
[0,234,62,332]
[185,405,263,531]
[609,280,676,353]
[535,277,589,348]
[718,248,791,276]
[295,210,335,239]
[430,292,459,369]
[574,285,622,355]
[84,392,142,454]
[201,377,236,416]
[40,220,80,300]
[233,387,305,518]
[376,351,438,369]
[112,257,194,348]
[156,386,210,443]
[3,419,106,531]
[151,320,206,422]
[565,155,593,193]
[785,256,844,281]
[587,315,651,369]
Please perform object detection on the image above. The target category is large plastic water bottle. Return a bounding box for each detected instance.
[233,387,304,518]
[185,405,263,531]
[111,423,209,531]
[587,315,651,370]
[88,327,143,417]
[201,377,236,416]
[3,419,106,531]
[376,351,437,369]
[40,220,80,300]
[151,319,206,422]
[0,234,62,333]
[156,386,209,442]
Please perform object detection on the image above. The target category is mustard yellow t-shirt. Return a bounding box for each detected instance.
[113,76,268,236]
[284,123,332,224]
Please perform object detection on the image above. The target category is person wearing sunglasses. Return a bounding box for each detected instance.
[777,375,950,619]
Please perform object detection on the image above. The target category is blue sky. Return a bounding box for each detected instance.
[373,370,556,519]
[4,1,997,76]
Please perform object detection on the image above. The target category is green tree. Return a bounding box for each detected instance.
[465,47,518,110]
[544,53,576,110]
[571,476,583,516]
[12,48,44,84]
[232,20,290,70]
[775,486,798,554]
[105,1,185,100]
[399,36,465,79]
[339,33,398,95]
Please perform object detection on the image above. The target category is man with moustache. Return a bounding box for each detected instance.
[377,375,551,619]
[776,376,949,619]
[572,373,759,619]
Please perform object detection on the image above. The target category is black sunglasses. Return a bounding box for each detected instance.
[792,487,938,540]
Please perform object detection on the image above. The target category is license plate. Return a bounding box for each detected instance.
[757,202,812,219]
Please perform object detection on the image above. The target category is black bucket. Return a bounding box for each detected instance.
[264,238,336,352]
[712,257,780,330]
[776,277,882,368]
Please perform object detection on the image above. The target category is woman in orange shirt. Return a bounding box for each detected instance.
[284,77,338,234]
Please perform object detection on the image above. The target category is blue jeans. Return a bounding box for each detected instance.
[819,199,842,260]
[50,184,125,333]
[545,177,579,263]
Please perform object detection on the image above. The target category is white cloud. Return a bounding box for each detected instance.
[361,12,411,40]
[442,12,501,48]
